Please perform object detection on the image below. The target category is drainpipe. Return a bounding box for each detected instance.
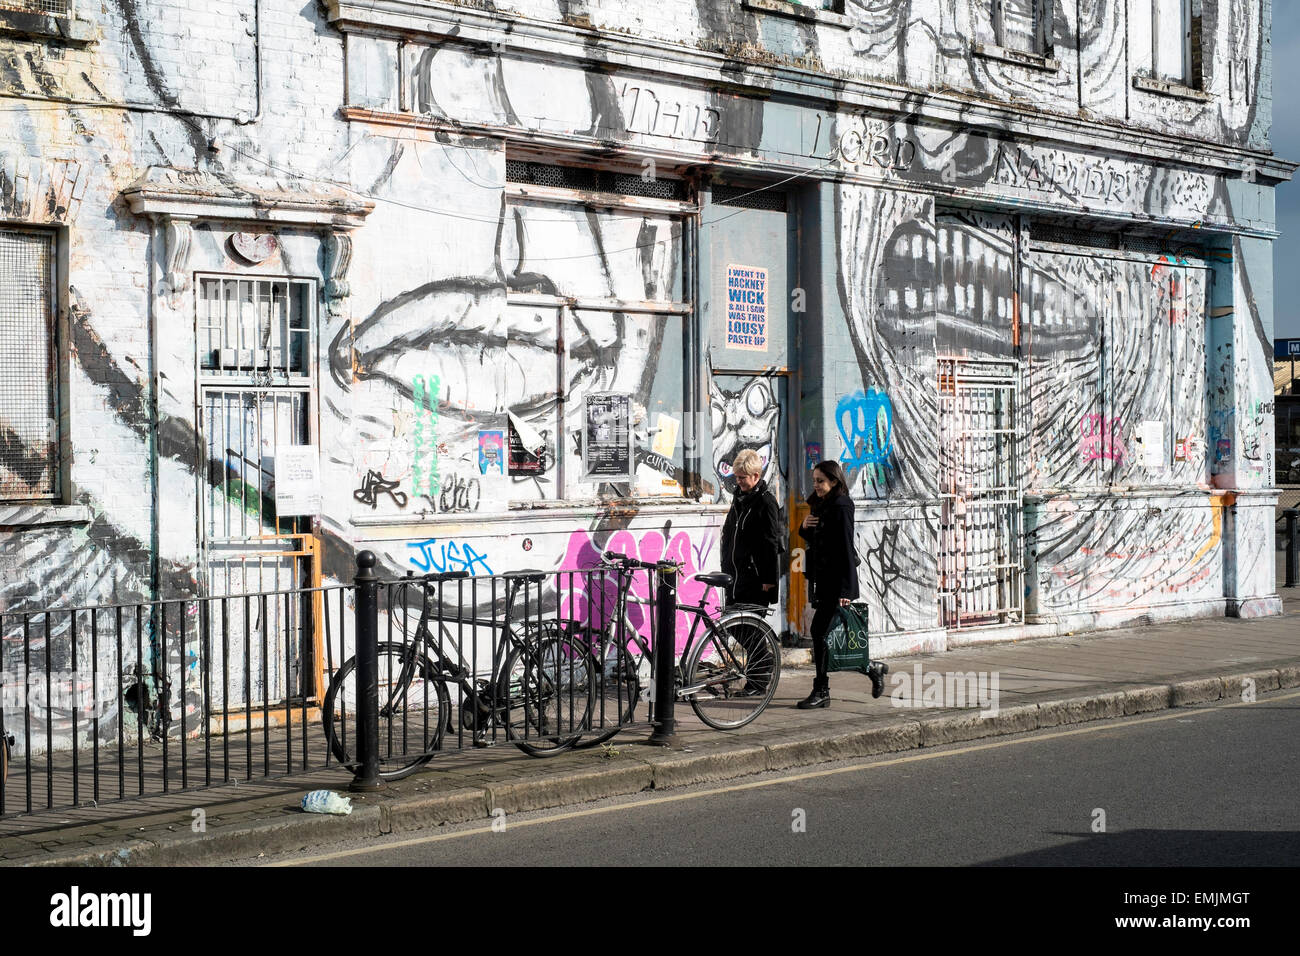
[236,0,263,126]
[684,208,701,497]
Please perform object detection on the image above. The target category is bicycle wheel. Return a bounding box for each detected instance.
[573,637,643,748]
[321,642,450,781]
[684,613,781,730]
[501,635,592,757]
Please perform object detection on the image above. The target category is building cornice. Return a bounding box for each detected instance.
[324,0,1296,184]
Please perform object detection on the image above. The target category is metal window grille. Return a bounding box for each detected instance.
[937,358,1023,629]
[0,229,58,501]
[1029,221,1120,250]
[711,183,788,211]
[198,277,314,383]
[0,0,71,16]
[506,160,686,200]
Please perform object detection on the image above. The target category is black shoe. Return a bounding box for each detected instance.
[869,662,889,699]
[797,688,830,709]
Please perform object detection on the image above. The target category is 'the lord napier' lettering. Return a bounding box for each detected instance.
[620,83,721,142]
[995,145,1133,204]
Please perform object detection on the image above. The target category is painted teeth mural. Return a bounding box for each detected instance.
[0,0,1287,757]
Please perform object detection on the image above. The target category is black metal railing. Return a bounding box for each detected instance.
[1,585,349,818]
[1,556,677,816]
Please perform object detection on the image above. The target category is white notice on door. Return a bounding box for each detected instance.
[275,445,322,516]
[1141,421,1164,468]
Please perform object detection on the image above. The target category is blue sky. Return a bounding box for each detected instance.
[1272,4,1298,339]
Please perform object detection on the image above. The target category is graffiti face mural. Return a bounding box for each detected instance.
[710,375,783,502]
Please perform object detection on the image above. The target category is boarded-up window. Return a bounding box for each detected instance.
[0,228,58,502]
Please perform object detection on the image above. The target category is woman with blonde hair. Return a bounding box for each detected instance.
[720,448,783,609]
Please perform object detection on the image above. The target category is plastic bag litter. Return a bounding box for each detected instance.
[301,790,353,815]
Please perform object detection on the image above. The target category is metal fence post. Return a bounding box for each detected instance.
[648,564,679,746]
[1286,509,1298,589]
[350,551,384,791]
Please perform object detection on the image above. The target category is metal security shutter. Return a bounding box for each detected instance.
[0,228,58,501]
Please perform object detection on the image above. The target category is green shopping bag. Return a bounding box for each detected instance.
[826,603,871,675]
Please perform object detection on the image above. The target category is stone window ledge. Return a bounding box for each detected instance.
[972,42,1061,73]
[741,0,851,29]
[0,504,92,528]
[1132,74,1212,102]
[0,10,96,46]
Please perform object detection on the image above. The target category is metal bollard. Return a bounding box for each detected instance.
[647,564,679,746]
[1286,509,1298,589]
[350,551,384,791]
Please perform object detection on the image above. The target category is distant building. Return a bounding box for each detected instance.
[1,1,1293,726]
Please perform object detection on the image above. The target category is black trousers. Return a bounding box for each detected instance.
[810,602,840,692]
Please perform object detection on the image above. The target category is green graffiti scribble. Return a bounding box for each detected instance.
[223,477,265,521]
[412,374,441,498]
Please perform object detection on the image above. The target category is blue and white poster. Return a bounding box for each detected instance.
[726,264,768,352]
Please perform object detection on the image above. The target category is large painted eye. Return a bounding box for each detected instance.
[745,380,771,416]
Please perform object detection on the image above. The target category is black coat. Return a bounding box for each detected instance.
[798,491,859,606]
[720,480,783,606]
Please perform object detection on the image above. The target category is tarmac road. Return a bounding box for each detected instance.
[249,689,1300,868]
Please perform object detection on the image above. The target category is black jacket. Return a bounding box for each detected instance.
[798,491,859,605]
[720,480,783,606]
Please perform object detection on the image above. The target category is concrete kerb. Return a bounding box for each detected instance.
[9,664,1300,867]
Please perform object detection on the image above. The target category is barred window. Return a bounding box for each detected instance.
[0,228,59,502]
[0,0,72,16]
[198,277,315,383]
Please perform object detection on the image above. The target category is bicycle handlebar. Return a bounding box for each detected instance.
[601,550,683,572]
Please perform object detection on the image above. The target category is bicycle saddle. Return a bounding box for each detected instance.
[502,569,547,583]
[420,570,469,583]
[694,572,733,588]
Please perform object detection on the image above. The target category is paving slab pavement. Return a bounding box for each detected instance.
[1,592,1297,867]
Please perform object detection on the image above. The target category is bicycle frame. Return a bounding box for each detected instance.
[391,573,562,740]
[575,558,766,702]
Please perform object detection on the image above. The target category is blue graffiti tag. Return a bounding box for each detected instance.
[836,389,893,468]
[406,538,494,575]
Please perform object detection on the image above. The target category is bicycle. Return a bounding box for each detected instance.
[556,551,781,741]
[322,570,594,780]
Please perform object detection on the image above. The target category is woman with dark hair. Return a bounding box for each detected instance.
[796,461,887,708]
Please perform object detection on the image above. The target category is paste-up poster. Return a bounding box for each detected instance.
[651,413,680,458]
[726,264,768,352]
[478,430,505,476]
[1141,420,1164,468]
[508,412,548,477]
[274,445,322,516]
[583,392,633,480]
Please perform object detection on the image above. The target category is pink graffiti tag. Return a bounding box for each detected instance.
[558,529,718,654]
[1151,257,1187,326]
[1079,414,1126,463]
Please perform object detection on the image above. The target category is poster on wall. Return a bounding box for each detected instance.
[1141,420,1165,468]
[479,430,506,476]
[726,264,768,352]
[651,412,680,457]
[273,445,322,516]
[583,392,633,480]
[508,412,548,476]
